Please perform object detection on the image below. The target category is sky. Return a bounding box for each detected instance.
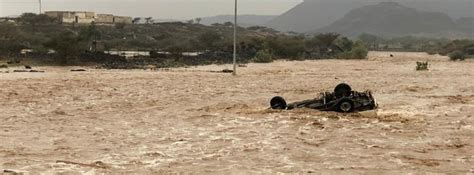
[0,0,302,19]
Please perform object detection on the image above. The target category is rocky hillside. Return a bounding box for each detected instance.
[314,2,472,38]
[265,0,474,33]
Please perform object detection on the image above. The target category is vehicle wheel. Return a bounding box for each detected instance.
[369,99,377,110]
[270,96,287,109]
[337,99,354,112]
[334,83,352,97]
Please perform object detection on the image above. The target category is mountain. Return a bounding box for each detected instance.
[199,15,276,27]
[265,0,474,33]
[314,2,470,38]
[456,17,474,36]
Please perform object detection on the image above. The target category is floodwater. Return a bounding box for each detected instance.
[0,52,473,173]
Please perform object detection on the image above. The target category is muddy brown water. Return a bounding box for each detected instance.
[0,52,473,173]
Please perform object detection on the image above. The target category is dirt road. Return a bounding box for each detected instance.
[1,52,473,173]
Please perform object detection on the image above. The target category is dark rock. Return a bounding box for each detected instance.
[29,70,45,73]
[222,69,234,73]
[13,70,29,73]
[13,70,45,73]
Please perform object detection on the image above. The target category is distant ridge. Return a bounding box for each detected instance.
[199,15,276,27]
[265,0,474,33]
[313,2,474,38]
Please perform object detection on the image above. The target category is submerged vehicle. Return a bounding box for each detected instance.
[270,83,377,112]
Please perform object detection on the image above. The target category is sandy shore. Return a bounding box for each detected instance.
[0,52,473,173]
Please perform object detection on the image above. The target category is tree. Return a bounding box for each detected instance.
[0,23,21,40]
[145,17,153,24]
[306,33,340,55]
[78,22,101,41]
[132,17,141,24]
[335,37,354,52]
[305,36,321,52]
[265,36,305,59]
[336,41,368,60]
[351,44,369,59]
[253,50,273,63]
[195,18,202,24]
[44,32,85,64]
[315,33,340,48]
[223,22,234,27]
[0,23,27,56]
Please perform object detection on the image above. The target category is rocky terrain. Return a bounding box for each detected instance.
[315,2,473,38]
[266,0,474,34]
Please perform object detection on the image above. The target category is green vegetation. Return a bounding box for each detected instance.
[448,51,466,61]
[1,13,370,68]
[357,33,453,52]
[439,40,474,61]
[43,31,84,64]
[253,50,273,63]
[350,44,369,59]
[416,62,429,71]
[335,40,368,60]
[356,33,474,61]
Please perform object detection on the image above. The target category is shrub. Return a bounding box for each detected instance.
[350,45,369,59]
[336,51,352,59]
[449,51,465,61]
[265,37,305,59]
[43,31,85,65]
[426,50,437,55]
[253,50,273,63]
[115,23,126,29]
[416,62,429,71]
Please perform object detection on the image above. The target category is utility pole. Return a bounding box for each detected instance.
[39,0,42,14]
[232,0,237,76]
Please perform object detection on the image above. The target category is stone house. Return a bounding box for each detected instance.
[95,14,114,23]
[45,11,95,24]
[112,16,132,24]
[45,11,132,24]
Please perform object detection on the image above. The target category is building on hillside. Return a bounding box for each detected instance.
[45,11,132,24]
[95,14,114,23]
[112,16,132,24]
[45,11,95,24]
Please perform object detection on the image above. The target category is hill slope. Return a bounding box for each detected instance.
[265,0,474,33]
[314,2,469,38]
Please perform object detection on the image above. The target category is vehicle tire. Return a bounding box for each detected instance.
[270,96,287,109]
[337,99,354,112]
[334,83,352,98]
[369,99,377,110]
